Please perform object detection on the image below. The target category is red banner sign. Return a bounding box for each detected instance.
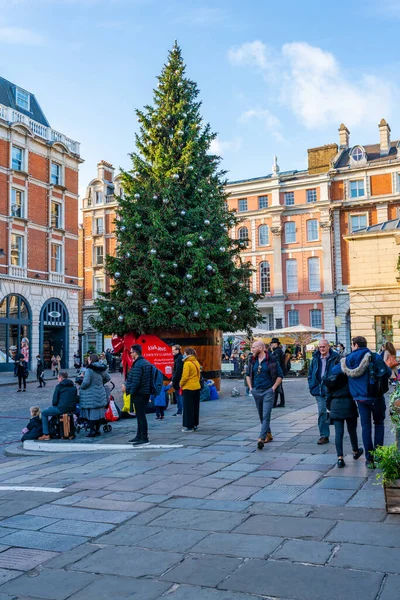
[111,333,174,378]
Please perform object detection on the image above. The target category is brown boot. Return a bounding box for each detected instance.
[265,432,273,443]
[38,435,50,441]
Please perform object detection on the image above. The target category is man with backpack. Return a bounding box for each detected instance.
[332,336,391,468]
[123,344,153,445]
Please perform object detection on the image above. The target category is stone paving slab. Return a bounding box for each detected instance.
[219,559,384,600]
[326,521,400,547]
[0,548,58,571]
[162,554,243,587]
[189,532,282,558]
[160,584,265,600]
[0,568,96,600]
[379,575,400,600]
[135,528,207,552]
[0,571,22,587]
[0,516,60,531]
[26,505,136,524]
[330,542,400,573]
[233,515,334,540]
[0,530,87,552]
[272,539,334,565]
[294,488,356,506]
[66,574,170,600]
[151,508,249,531]
[69,545,182,577]
[94,523,162,546]
[41,520,115,538]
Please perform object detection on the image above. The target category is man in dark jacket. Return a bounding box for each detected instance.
[271,338,286,407]
[36,355,46,389]
[171,345,184,416]
[308,339,338,445]
[124,344,152,445]
[39,372,78,440]
[332,335,391,466]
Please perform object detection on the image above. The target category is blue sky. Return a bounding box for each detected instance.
[1,0,400,196]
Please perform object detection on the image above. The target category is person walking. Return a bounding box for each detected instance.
[171,345,184,417]
[180,348,201,432]
[36,355,46,388]
[382,341,399,382]
[271,338,286,407]
[51,355,59,377]
[308,339,338,445]
[325,363,363,468]
[246,341,283,450]
[332,336,391,467]
[123,344,152,445]
[38,372,78,441]
[16,351,28,392]
[79,354,110,438]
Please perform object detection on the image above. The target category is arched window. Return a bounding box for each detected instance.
[0,294,31,371]
[259,261,270,293]
[238,227,249,247]
[258,225,269,246]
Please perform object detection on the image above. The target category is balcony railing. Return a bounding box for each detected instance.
[106,194,117,204]
[0,103,80,156]
[50,273,64,284]
[9,265,27,278]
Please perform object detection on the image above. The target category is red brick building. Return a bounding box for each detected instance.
[0,77,82,370]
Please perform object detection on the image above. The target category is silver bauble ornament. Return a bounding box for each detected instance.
[186,273,193,280]
[178,82,183,87]
[179,298,186,305]
[142,307,148,313]
[226,308,232,314]
[125,252,131,258]
[250,297,255,302]
[172,173,179,180]
[233,315,237,320]
[153,195,158,200]
[193,311,199,317]
[199,236,204,242]
[224,226,229,232]
[169,134,173,140]
[135,223,142,228]
[204,289,209,295]
[219,247,226,252]
[186,241,193,247]
[180,210,186,216]
[171,221,177,227]
[127,290,133,296]
[239,282,244,287]
[110,306,115,311]
[134,193,140,199]
[197,188,203,193]
[188,165,194,170]
[165,291,171,297]
[104,307,108,312]
[182,112,187,118]
[204,219,210,226]
[118,315,124,322]
[163,198,169,204]
[206,265,213,271]
[178,130,184,135]
[120,226,126,232]
[205,313,210,319]
[114,272,121,278]
[160,273,165,279]
[173,262,178,268]
[216,289,221,294]
[151,298,158,304]
[156,123,162,129]
[150,248,157,255]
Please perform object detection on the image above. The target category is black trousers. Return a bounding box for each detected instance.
[132,394,150,441]
[333,417,359,457]
[183,389,200,429]
[273,383,285,407]
[37,372,45,387]
[18,375,27,390]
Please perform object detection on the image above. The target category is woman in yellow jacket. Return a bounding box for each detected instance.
[180,347,201,432]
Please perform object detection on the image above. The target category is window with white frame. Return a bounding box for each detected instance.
[310,309,322,328]
[350,214,367,232]
[95,245,104,265]
[259,261,270,293]
[51,201,62,229]
[238,226,249,247]
[94,277,104,299]
[95,217,104,235]
[238,198,248,212]
[285,221,296,244]
[306,189,317,203]
[307,219,319,242]
[10,234,24,267]
[351,146,364,162]
[11,146,24,171]
[288,309,299,326]
[286,259,298,293]
[308,257,321,291]
[258,195,268,209]
[51,244,62,273]
[51,163,61,186]
[11,189,25,218]
[284,191,294,206]
[95,191,102,205]
[349,179,365,198]
[258,224,269,246]
[15,87,30,111]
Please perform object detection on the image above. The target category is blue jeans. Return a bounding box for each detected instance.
[357,398,386,461]
[175,390,183,415]
[252,388,274,439]
[42,406,62,435]
[315,395,330,438]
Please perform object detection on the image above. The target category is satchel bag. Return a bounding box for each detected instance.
[385,354,399,369]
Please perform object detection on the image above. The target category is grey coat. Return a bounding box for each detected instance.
[79,362,110,409]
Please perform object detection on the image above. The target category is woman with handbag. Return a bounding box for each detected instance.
[325,363,363,468]
[383,342,399,380]
[180,348,201,432]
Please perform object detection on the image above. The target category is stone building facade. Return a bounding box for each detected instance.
[0,77,82,371]
[226,119,400,348]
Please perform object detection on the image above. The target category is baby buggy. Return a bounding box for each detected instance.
[75,380,119,434]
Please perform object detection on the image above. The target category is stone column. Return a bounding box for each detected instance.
[319,216,333,294]
[270,226,283,296]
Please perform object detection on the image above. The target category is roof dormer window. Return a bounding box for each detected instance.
[15,87,30,111]
[351,146,364,162]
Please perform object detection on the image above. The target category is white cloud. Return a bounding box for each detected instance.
[0,26,44,44]
[239,108,284,142]
[228,40,397,130]
[210,137,242,155]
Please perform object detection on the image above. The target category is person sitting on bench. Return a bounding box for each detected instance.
[39,371,78,441]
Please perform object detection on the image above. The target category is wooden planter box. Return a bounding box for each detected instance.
[384,480,400,513]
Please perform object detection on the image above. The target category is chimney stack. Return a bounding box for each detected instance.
[338,123,350,149]
[379,119,391,156]
[97,160,114,181]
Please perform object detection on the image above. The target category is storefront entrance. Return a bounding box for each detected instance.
[40,299,69,369]
[0,294,31,372]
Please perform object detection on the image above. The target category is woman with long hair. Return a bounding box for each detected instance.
[180,347,201,432]
[383,341,399,380]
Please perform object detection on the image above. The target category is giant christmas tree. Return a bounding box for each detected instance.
[95,42,262,336]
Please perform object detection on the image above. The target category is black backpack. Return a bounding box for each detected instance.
[367,353,389,398]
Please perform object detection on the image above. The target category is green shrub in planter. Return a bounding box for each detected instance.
[372,444,400,486]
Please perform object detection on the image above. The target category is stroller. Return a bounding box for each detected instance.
[75,380,118,434]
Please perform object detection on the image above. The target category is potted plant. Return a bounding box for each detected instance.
[372,444,400,513]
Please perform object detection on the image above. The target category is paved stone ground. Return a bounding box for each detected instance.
[0,376,397,599]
